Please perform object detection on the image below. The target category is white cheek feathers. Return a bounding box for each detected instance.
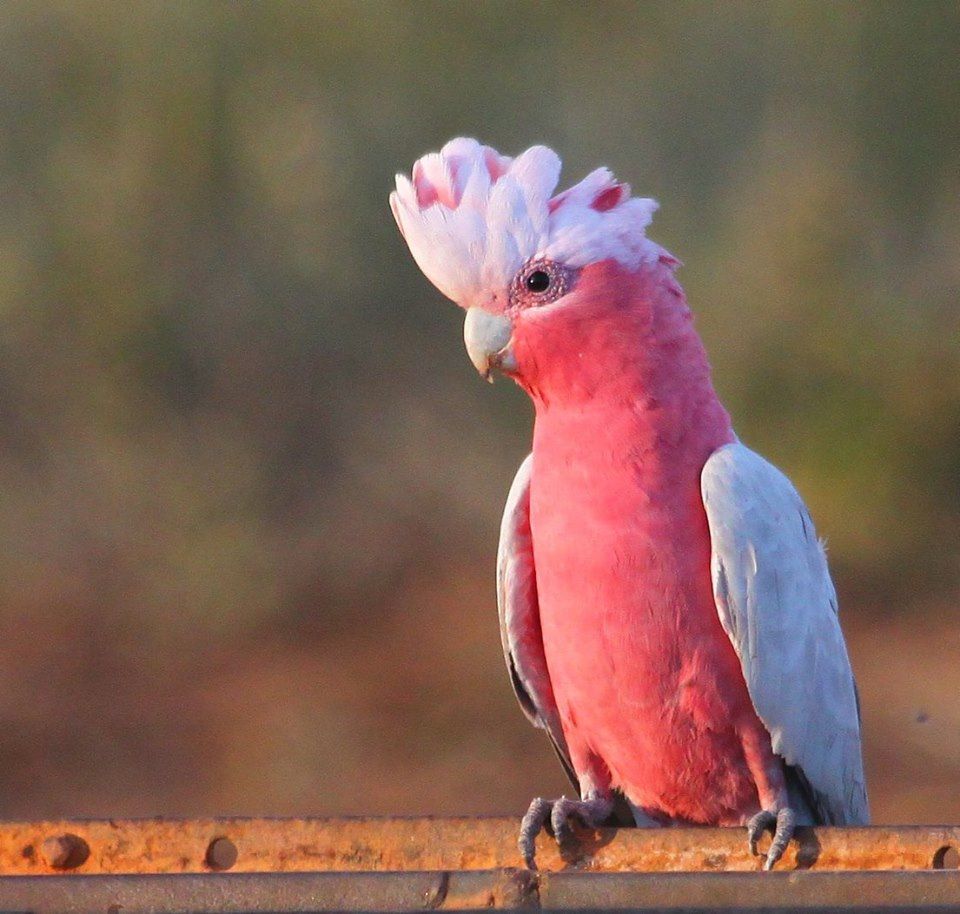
[390,138,670,308]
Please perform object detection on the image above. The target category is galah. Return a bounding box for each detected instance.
[389,138,869,869]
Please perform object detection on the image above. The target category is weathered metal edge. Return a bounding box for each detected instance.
[1,818,958,876]
[1,869,960,913]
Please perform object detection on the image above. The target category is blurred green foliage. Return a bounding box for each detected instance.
[0,1,957,818]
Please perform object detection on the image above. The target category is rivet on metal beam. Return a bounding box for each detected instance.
[40,834,89,870]
[205,836,238,871]
[934,845,960,870]
[422,871,449,909]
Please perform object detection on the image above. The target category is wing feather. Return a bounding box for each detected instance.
[701,442,869,825]
[497,454,578,790]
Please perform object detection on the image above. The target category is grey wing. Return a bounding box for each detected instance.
[701,442,869,825]
[497,454,578,790]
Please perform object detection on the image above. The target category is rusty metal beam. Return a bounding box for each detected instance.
[0,817,958,876]
[0,870,959,913]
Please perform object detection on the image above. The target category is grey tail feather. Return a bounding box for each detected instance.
[785,764,826,825]
[546,729,579,794]
[607,790,639,828]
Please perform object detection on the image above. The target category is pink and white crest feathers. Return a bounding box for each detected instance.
[390,137,668,306]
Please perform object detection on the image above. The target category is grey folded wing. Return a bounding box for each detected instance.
[497,453,578,790]
[701,441,869,825]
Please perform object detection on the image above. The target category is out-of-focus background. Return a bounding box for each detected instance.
[0,1,958,823]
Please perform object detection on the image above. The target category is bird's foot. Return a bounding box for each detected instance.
[747,806,796,870]
[518,793,614,869]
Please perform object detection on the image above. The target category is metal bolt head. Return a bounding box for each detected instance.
[205,836,238,871]
[934,845,960,870]
[40,834,89,870]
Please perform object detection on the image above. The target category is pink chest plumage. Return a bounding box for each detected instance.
[516,263,774,826]
[530,416,762,823]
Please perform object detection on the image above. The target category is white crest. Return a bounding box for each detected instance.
[390,138,668,306]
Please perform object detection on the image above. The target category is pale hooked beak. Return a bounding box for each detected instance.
[463,307,517,381]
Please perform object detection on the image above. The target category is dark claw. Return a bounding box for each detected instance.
[550,796,580,845]
[763,807,796,870]
[746,807,796,870]
[519,797,552,869]
[746,809,776,856]
[518,793,614,869]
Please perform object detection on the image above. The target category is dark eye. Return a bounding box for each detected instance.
[511,258,574,308]
[525,270,551,293]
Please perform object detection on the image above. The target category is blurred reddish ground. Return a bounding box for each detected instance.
[0,559,955,824]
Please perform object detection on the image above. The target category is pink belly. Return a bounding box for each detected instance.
[530,463,768,825]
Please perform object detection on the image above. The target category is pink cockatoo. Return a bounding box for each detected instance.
[389,139,868,869]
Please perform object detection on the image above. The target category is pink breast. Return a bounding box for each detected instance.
[529,410,766,824]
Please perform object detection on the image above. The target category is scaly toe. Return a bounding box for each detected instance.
[518,797,553,869]
[552,793,615,847]
[746,809,777,857]
[763,807,796,871]
[550,796,579,845]
[518,793,615,869]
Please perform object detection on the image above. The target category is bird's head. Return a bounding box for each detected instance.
[391,138,679,397]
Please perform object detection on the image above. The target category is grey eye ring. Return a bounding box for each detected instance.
[510,258,573,307]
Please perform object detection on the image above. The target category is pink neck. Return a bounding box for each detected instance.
[512,260,734,458]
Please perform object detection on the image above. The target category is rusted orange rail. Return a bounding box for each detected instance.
[2,817,959,875]
[1,818,959,912]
